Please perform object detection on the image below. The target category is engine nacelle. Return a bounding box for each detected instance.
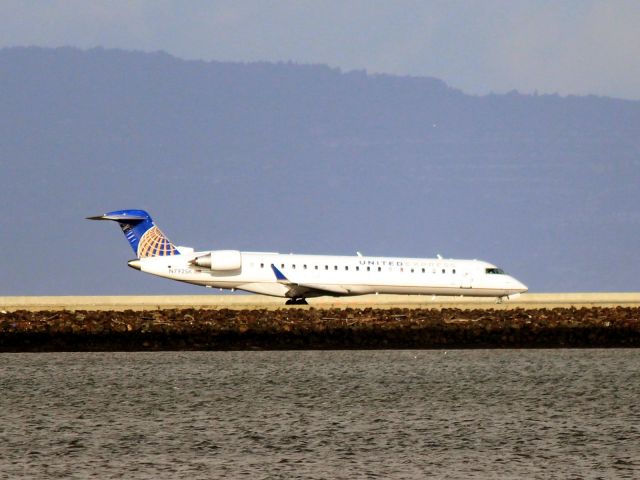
[191,250,242,271]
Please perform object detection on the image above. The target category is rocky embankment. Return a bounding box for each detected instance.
[1,307,639,351]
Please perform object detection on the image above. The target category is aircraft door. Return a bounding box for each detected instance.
[461,272,473,289]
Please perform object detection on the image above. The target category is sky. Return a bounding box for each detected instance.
[1,0,639,100]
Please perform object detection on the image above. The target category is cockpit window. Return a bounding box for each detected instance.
[486,268,505,275]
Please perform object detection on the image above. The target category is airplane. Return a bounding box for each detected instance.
[88,209,528,305]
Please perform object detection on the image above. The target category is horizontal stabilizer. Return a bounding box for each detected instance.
[87,213,148,222]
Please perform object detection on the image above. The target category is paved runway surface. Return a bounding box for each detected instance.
[1,293,639,311]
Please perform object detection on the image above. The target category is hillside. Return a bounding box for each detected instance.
[1,47,638,294]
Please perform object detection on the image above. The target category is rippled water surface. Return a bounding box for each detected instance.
[1,350,639,479]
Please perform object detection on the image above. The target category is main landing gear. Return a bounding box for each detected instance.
[285,298,309,305]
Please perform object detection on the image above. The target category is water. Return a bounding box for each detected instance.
[1,350,638,479]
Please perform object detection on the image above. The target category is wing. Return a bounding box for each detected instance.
[270,264,350,297]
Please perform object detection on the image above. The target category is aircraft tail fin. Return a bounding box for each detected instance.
[87,209,180,258]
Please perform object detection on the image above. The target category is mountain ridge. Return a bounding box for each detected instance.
[1,46,638,294]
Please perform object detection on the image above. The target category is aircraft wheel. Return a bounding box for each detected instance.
[285,298,308,305]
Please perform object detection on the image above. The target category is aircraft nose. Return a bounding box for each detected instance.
[514,278,528,293]
[128,259,142,271]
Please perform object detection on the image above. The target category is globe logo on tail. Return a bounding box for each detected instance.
[137,225,179,257]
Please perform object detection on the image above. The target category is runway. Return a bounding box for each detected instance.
[1,292,639,312]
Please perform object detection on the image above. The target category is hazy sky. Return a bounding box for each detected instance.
[2,1,639,99]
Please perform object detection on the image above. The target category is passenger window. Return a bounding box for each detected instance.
[325,265,328,270]
[292,264,296,269]
[411,268,414,273]
[281,264,285,269]
[334,265,338,270]
[345,266,348,271]
[260,263,264,268]
[453,269,456,274]
[303,264,307,270]
[421,268,425,273]
[442,269,445,274]
[378,267,381,272]
[367,266,370,271]
[356,266,359,271]
[315,265,318,270]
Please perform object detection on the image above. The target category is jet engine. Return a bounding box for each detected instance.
[191,250,242,271]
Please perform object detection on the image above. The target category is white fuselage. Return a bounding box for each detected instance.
[131,250,528,299]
